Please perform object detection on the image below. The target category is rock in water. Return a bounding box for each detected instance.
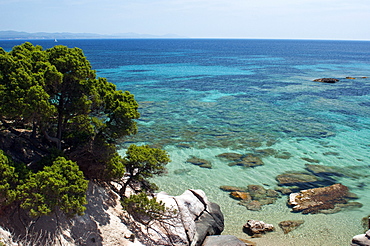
[278,220,304,234]
[288,183,354,214]
[276,172,320,186]
[313,78,339,83]
[243,220,274,236]
[186,156,212,168]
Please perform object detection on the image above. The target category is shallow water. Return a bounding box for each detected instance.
[2,39,370,245]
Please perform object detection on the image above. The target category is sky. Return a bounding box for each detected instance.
[1,0,370,40]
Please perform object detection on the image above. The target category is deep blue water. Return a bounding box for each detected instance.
[2,39,370,245]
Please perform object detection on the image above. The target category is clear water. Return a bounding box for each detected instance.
[2,39,370,245]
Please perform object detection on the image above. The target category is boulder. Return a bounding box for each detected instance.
[313,78,339,83]
[351,230,370,246]
[278,220,304,234]
[243,220,274,236]
[288,183,356,214]
[202,235,247,246]
[155,189,225,246]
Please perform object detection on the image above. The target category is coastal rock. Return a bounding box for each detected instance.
[313,78,339,83]
[276,172,320,186]
[243,220,274,236]
[351,230,370,246]
[155,189,224,246]
[187,156,212,169]
[202,235,247,246]
[288,183,356,214]
[278,220,304,234]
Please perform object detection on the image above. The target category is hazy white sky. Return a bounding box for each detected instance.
[1,0,369,39]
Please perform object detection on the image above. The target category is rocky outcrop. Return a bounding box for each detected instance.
[243,220,274,237]
[0,185,224,246]
[313,78,339,83]
[153,189,224,246]
[288,183,361,214]
[351,230,370,246]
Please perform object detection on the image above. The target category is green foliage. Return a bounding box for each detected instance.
[121,145,170,195]
[124,145,170,180]
[122,192,169,224]
[0,42,140,181]
[18,157,88,217]
[0,150,19,205]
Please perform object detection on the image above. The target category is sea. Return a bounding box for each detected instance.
[1,39,370,245]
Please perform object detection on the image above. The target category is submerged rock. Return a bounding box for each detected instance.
[243,220,274,236]
[230,191,251,201]
[313,78,339,83]
[305,164,343,177]
[278,220,304,234]
[233,154,264,168]
[288,183,359,214]
[216,153,243,161]
[219,186,247,192]
[276,172,320,186]
[244,200,262,211]
[186,156,212,169]
[226,185,280,211]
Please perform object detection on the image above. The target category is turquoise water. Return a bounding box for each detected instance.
[2,39,369,245]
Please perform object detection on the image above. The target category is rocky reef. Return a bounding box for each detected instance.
[288,183,362,214]
[220,185,280,211]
